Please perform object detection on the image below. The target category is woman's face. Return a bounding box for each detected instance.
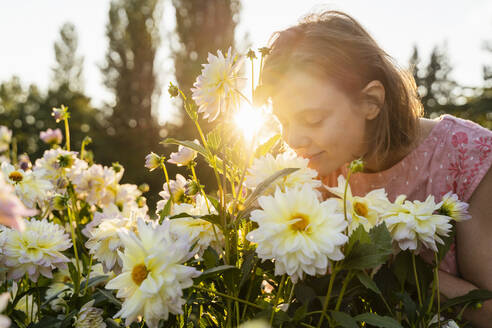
[271,70,369,177]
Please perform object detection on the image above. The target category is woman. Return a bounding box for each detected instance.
[258,10,492,327]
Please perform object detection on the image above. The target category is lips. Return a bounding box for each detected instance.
[306,151,324,160]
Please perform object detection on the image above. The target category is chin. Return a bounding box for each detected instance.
[308,156,341,178]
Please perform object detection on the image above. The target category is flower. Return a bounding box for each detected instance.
[40,128,63,145]
[439,191,471,222]
[168,194,223,256]
[1,218,71,281]
[0,174,35,230]
[239,320,271,328]
[85,205,143,272]
[0,293,11,328]
[51,105,69,123]
[74,300,106,328]
[191,47,245,122]
[245,152,321,195]
[1,162,53,209]
[246,185,348,283]
[34,149,85,190]
[383,195,453,252]
[114,183,144,213]
[144,152,162,171]
[0,126,12,153]
[156,174,190,214]
[105,219,200,328]
[168,140,199,166]
[18,154,31,171]
[326,175,391,234]
[71,164,121,206]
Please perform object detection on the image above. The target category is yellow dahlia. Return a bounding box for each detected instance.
[246,185,348,283]
[105,219,200,328]
[326,175,391,234]
[439,191,471,222]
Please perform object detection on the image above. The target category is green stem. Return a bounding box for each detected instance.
[412,253,423,307]
[11,137,17,164]
[192,285,264,310]
[334,271,353,311]
[317,263,338,328]
[67,206,81,293]
[241,262,257,320]
[83,255,93,295]
[190,164,210,212]
[64,117,70,151]
[160,162,173,204]
[270,275,287,326]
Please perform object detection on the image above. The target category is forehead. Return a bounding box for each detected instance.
[270,70,349,117]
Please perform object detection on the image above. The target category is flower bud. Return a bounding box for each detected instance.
[56,177,69,189]
[145,152,162,171]
[258,47,271,56]
[52,195,67,211]
[185,180,200,196]
[168,140,199,167]
[112,162,123,173]
[40,128,63,145]
[136,196,147,208]
[246,49,257,60]
[51,105,69,123]
[18,154,31,171]
[168,82,179,98]
[57,154,74,169]
[138,183,150,193]
[349,159,364,173]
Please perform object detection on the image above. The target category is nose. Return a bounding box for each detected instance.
[283,123,311,150]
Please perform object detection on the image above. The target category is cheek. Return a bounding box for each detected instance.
[317,118,367,156]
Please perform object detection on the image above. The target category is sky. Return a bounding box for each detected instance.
[0,0,491,123]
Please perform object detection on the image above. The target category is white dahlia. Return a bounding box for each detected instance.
[113,183,143,213]
[246,185,348,283]
[326,175,391,234]
[105,219,200,328]
[74,300,106,328]
[34,149,85,188]
[1,162,53,209]
[439,191,471,222]
[168,194,223,256]
[85,207,142,272]
[245,153,321,196]
[0,293,10,328]
[71,164,120,206]
[191,48,245,122]
[168,140,199,166]
[383,195,452,252]
[155,174,190,215]
[1,218,71,281]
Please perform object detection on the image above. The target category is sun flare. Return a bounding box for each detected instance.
[233,105,266,141]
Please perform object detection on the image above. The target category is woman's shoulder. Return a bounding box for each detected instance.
[427,114,492,201]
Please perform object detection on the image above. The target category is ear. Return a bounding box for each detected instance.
[360,80,385,120]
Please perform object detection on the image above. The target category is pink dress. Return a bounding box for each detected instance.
[322,115,492,276]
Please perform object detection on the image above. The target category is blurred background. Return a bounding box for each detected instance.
[1,0,491,208]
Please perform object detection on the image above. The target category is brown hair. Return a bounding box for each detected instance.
[259,10,423,162]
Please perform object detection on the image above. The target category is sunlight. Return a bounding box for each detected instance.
[233,105,266,142]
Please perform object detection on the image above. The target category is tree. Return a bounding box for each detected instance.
[52,23,84,93]
[99,0,163,205]
[408,44,457,117]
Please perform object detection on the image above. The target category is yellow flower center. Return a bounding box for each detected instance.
[354,202,368,217]
[290,213,310,231]
[8,171,23,182]
[131,264,149,286]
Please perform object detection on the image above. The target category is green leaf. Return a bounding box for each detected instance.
[159,198,172,222]
[239,250,258,288]
[80,274,109,289]
[199,265,239,280]
[392,251,412,286]
[255,134,281,158]
[202,247,219,269]
[241,167,299,211]
[331,311,359,328]
[354,313,404,328]
[343,224,392,270]
[105,318,122,328]
[294,283,317,305]
[356,271,381,295]
[394,291,417,323]
[206,127,222,153]
[41,286,70,308]
[30,316,61,327]
[96,288,122,307]
[441,289,492,311]
[161,138,210,158]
